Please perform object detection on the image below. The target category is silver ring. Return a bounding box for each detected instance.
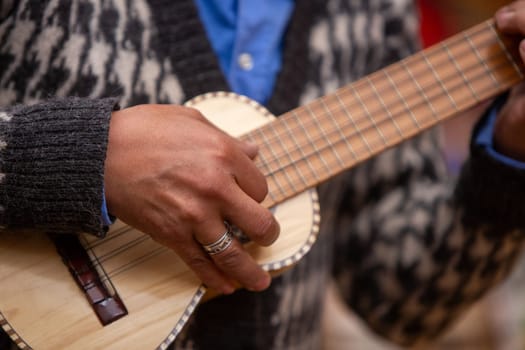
[202,227,234,255]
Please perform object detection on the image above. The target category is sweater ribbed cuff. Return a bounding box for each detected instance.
[0,97,119,236]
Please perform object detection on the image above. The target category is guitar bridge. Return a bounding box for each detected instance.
[49,233,128,326]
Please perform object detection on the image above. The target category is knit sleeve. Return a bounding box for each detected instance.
[0,97,118,237]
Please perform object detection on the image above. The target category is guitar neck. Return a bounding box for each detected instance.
[242,20,525,208]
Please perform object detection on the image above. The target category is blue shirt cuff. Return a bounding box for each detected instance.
[101,187,115,226]
[475,102,525,170]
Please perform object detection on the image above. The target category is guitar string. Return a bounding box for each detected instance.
[95,235,151,262]
[246,22,486,146]
[103,246,168,279]
[251,64,516,200]
[82,226,156,262]
[249,24,505,174]
[82,22,519,275]
[259,62,515,204]
[249,34,515,181]
[79,229,166,275]
[247,21,507,166]
[81,231,170,281]
[80,216,175,275]
[256,56,516,200]
[255,53,510,177]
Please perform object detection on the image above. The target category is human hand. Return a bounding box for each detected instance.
[493,1,525,161]
[104,104,280,294]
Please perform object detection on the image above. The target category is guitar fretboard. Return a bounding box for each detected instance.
[243,20,524,208]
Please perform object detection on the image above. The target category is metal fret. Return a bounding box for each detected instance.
[277,114,313,187]
[291,110,332,176]
[334,93,373,154]
[383,69,422,129]
[319,96,358,161]
[349,85,388,145]
[488,22,524,80]
[304,103,345,168]
[266,122,300,195]
[239,19,523,207]
[444,42,480,102]
[400,60,439,120]
[365,76,404,139]
[422,51,459,111]
[464,31,500,87]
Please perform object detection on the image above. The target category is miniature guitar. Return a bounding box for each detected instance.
[0,19,523,350]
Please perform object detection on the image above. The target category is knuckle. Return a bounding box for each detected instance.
[211,136,237,164]
[250,212,279,245]
[193,174,227,199]
[216,247,243,270]
[153,225,174,242]
[178,203,208,225]
[186,253,211,271]
[187,165,231,199]
[150,223,189,248]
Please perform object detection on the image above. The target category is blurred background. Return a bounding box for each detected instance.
[322,1,525,349]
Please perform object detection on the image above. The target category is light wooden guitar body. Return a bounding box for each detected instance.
[0,93,320,350]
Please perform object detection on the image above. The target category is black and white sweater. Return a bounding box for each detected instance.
[1,1,525,349]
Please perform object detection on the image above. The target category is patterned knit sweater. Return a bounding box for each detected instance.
[1,1,525,349]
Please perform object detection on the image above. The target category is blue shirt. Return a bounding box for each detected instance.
[195,0,294,104]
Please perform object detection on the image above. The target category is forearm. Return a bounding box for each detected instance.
[0,97,118,236]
